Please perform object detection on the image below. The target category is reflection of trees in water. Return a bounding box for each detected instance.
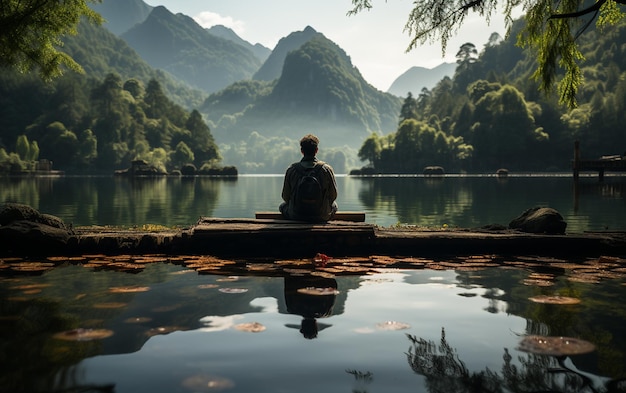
[346,369,374,393]
[406,328,626,393]
[407,328,502,393]
[357,177,473,226]
[107,177,223,226]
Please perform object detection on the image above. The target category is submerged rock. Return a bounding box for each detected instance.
[509,207,567,235]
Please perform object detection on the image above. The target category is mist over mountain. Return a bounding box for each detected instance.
[253,26,321,82]
[90,0,153,36]
[121,6,262,94]
[387,63,456,97]
[62,19,206,109]
[203,32,401,150]
[207,25,271,63]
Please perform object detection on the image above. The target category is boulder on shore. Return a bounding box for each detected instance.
[509,207,567,235]
[0,203,72,256]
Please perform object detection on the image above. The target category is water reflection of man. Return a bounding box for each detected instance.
[284,275,337,339]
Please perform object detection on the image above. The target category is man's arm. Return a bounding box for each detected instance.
[325,165,338,202]
[281,166,294,202]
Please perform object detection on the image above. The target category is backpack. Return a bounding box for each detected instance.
[292,163,324,218]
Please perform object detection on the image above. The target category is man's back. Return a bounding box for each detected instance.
[281,159,337,221]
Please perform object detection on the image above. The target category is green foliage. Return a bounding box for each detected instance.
[204,34,401,151]
[61,19,206,109]
[0,0,103,80]
[349,0,626,108]
[0,70,220,174]
[357,15,626,173]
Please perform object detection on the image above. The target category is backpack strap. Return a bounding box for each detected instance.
[298,161,325,172]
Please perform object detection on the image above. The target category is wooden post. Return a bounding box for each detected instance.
[573,140,580,180]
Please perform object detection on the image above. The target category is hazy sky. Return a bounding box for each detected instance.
[143,1,519,91]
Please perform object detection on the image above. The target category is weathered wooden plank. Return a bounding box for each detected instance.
[254,211,366,222]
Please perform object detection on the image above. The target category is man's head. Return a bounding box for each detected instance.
[300,134,319,157]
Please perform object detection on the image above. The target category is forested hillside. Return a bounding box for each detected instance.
[207,25,271,63]
[0,71,220,174]
[2,2,624,176]
[253,26,320,82]
[61,20,206,109]
[122,6,262,94]
[202,32,402,173]
[0,19,221,174]
[357,19,626,173]
[90,0,153,35]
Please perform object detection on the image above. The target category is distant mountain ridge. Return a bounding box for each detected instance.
[253,26,320,82]
[207,25,271,63]
[90,0,153,35]
[121,6,262,94]
[62,19,206,109]
[204,32,401,147]
[387,63,457,96]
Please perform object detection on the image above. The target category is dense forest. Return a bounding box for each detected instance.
[201,33,402,173]
[1,8,625,175]
[356,19,626,173]
[0,71,220,174]
[0,17,229,175]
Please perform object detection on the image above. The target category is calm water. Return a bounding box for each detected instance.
[1,174,625,231]
[1,260,625,393]
[2,175,626,392]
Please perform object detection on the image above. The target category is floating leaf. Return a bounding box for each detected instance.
[109,286,150,293]
[517,335,596,356]
[197,284,219,289]
[53,328,114,341]
[296,287,339,296]
[529,295,581,305]
[376,321,410,331]
[216,276,239,282]
[146,326,184,337]
[218,288,248,294]
[234,322,266,333]
[181,374,234,391]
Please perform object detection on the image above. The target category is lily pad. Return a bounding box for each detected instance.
[296,287,339,296]
[181,374,234,391]
[233,322,266,333]
[218,288,248,294]
[529,295,581,305]
[53,328,114,341]
[375,321,410,331]
[109,286,150,293]
[517,335,596,356]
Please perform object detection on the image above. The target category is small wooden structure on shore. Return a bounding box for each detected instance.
[573,141,626,180]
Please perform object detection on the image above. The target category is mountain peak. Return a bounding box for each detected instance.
[253,26,321,82]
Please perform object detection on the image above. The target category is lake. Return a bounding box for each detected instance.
[1,174,625,231]
[1,174,626,392]
[1,256,626,393]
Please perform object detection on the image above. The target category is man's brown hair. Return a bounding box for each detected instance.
[300,134,319,156]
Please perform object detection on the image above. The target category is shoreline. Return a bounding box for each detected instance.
[2,217,625,260]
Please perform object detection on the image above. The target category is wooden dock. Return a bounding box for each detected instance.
[572,140,626,180]
[2,215,625,259]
